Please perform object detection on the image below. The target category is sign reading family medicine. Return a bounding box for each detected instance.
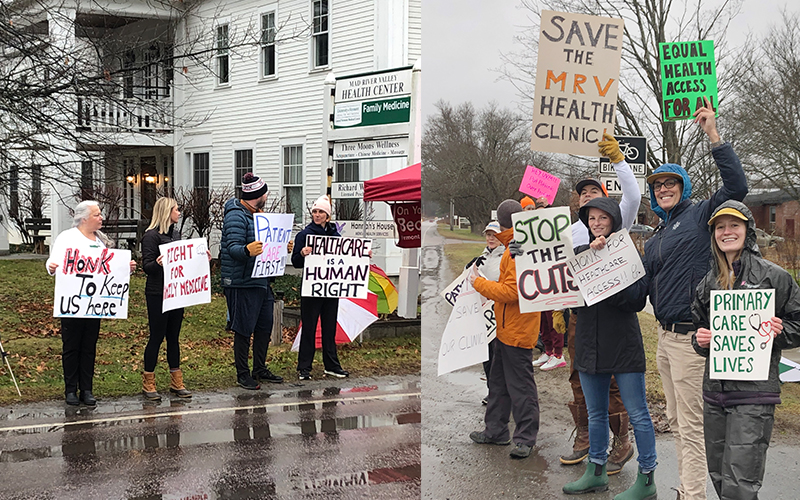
[659,40,718,121]
[512,206,583,312]
[251,213,294,278]
[160,238,211,312]
[530,11,624,156]
[301,235,372,299]
[333,67,412,129]
[566,229,645,306]
[334,97,411,128]
[332,137,410,160]
[54,248,131,319]
[710,289,775,381]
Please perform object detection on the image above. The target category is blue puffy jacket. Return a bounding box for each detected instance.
[642,142,748,325]
[220,198,269,289]
[291,221,340,269]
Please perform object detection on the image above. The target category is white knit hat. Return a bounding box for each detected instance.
[312,196,331,216]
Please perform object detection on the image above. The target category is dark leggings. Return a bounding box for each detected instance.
[144,294,184,372]
[61,317,101,394]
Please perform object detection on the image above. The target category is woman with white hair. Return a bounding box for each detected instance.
[46,200,136,406]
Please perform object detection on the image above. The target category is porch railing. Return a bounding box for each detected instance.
[76,96,173,133]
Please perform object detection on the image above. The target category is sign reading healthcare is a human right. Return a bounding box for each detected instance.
[659,40,718,121]
[530,10,624,156]
[301,235,372,299]
[54,248,131,319]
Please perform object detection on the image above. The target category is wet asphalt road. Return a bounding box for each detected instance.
[420,221,800,499]
[0,375,420,499]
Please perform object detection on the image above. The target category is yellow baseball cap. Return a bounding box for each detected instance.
[708,207,748,226]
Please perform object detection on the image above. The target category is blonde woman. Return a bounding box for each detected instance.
[140,198,192,400]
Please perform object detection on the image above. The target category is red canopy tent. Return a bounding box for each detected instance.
[363,162,421,202]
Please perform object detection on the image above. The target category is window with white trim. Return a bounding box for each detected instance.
[216,24,230,85]
[193,152,210,204]
[261,12,276,77]
[769,205,777,228]
[336,159,361,219]
[312,0,329,68]
[234,149,253,198]
[283,145,303,223]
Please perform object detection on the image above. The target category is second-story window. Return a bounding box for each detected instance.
[312,0,329,68]
[216,24,230,85]
[261,12,276,77]
[235,149,253,198]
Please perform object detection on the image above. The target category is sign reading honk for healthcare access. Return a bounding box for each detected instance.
[710,289,775,381]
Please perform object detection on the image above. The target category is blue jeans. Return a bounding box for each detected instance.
[579,371,657,472]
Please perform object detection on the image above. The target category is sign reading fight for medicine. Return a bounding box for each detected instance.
[513,207,583,312]
[659,40,718,121]
[301,235,372,299]
[160,238,211,313]
[566,229,645,306]
[530,10,624,156]
[251,213,294,278]
[54,248,131,319]
[438,284,489,376]
[710,289,775,381]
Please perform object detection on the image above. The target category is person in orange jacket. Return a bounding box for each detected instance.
[467,199,542,460]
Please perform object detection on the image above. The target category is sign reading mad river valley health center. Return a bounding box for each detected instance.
[333,67,412,129]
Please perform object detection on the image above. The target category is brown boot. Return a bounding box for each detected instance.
[142,371,161,401]
[607,411,634,475]
[169,369,192,398]
[560,402,590,465]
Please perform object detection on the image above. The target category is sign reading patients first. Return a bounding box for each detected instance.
[531,11,624,156]
[54,248,131,318]
[710,289,775,381]
[301,235,372,299]
[251,213,294,278]
[659,40,717,121]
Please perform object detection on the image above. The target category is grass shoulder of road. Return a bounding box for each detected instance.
[436,223,486,242]
[0,260,420,405]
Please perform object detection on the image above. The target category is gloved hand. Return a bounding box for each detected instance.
[552,310,566,334]
[246,241,264,257]
[508,240,523,259]
[598,133,624,163]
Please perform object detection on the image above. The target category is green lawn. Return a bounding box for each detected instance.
[436,223,485,242]
[0,260,420,404]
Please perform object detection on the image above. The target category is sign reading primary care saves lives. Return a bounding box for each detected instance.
[301,235,372,299]
[160,238,211,313]
[334,67,412,129]
[710,289,775,381]
[54,248,131,319]
[531,11,624,156]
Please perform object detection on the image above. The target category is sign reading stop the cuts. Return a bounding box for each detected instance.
[54,248,131,319]
[301,235,372,299]
[160,238,211,313]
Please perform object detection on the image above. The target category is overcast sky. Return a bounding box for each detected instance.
[422,0,794,121]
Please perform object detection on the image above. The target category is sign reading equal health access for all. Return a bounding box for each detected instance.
[54,248,131,319]
[659,40,718,121]
[530,10,624,156]
[301,235,372,299]
[160,238,212,313]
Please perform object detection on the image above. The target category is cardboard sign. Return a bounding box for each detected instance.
[301,235,372,298]
[530,10,624,156]
[710,289,775,381]
[566,229,645,306]
[251,213,294,278]
[513,207,583,312]
[659,40,718,121]
[160,238,211,313]
[438,284,489,376]
[519,165,561,205]
[53,248,131,319]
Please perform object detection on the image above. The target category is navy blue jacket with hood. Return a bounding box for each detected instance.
[291,220,341,269]
[573,197,648,374]
[220,198,270,289]
[642,142,748,325]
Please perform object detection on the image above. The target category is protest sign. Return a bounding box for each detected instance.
[160,238,211,312]
[440,267,497,342]
[54,248,131,319]
[530,10,624,156]
[301,235,372,299]
[483,300,497,343]
[251,213,294,278]
[438,284,489,376]
[566,229,645,306]
[519,165,561,205]
[710,289,775,381]
[440,268,471,306]
[513,207,583,312]
[659,40,718,121]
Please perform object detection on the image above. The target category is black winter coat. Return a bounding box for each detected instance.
[141,225,180,296]
[220,198,270,289]
[573,197,648,374]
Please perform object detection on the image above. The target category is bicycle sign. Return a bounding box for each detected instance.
[598,136,646,171]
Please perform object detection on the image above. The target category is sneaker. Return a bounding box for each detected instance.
[237,374,261,390]
[324,368,350,378]
[509,443,532,459]
[469,431,511,446]
[541,355,567,371]
[253,369,284,384]
[532,353,551,367]
[298,370,311,381]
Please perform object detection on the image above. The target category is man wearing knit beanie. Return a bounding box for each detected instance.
[467,199,542,460]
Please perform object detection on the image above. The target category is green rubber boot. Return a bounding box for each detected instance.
[563,461,609,495]
[614,469,657,500]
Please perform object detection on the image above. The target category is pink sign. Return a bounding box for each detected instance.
[519,165,561,204]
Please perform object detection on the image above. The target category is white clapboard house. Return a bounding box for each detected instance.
[2,0,421,274]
